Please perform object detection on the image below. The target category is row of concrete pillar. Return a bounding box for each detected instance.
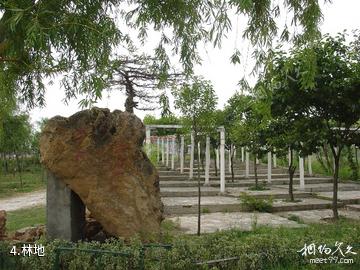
[146,129,313,193]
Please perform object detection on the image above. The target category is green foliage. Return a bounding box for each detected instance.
[0,170,45,198]
[240,192,273,212]
[6,206,45,232]
[1,1,329,109]
[172,76,218,135]
[248,182,270,191]
[143,114,181,136]
[1,220,360,270]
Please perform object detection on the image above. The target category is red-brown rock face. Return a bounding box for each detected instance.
[40,108,163,239]
[0,210,6,240]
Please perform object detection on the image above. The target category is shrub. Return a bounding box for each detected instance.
[240,192,273,212]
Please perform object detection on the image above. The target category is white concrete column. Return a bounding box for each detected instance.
[205,136,210,185]
[189,132,194,179]
[267,152,272,183]
[161,138,165,164]
[145,127,151,155]
[308,155,313,176]
[171,136,175,170]
[166,137,169,167]
[299,156,305,190]
[245,150,250,178]
[288,148,291,166]
[273,152,277,168]
[157,137,160,163]
[256,158,259,164]
[228,148,232,173]
[241,147,244,162]
[198,142,201,165]
[220,128,226,193]
[216,148,220,169]
[180,136,184,173]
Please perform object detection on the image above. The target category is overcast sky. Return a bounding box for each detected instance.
[29,0,360,127]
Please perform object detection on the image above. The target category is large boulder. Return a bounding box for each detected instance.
[40,108,163,239]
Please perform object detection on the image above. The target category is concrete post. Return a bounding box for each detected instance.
[189,132,194,179]
[241,147,244,162]
[180,136,184,173]
[161,137,165,164]
[205,136,210,185]
[145,127,151,155]
[299,156,305,190]
[157,137,160,163]
[273,152,277,168]
[198,142,201,166]
[216,148,220,169]
[220,128,226,193]
[47,171,85,241]
[256,158,259,165]
[228,148,231,173]
[166,137,169,167]
[267,152,272,183]
[171,136,175,170]
[245,150,250,178]
[288,148,291,166]
[308,155,313,176]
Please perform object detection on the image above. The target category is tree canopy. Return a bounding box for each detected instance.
[1,0,330,110]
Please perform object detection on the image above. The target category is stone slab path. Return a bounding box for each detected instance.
[167,212,305,234]
[275,209,360,223]
[0,189,46,211]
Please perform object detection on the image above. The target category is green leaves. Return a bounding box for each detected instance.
[172,77,218,134]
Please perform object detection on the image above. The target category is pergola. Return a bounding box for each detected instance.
[144,124,315,193]
[145,124,227,193]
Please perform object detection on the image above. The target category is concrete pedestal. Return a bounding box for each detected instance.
[47,171,85,241]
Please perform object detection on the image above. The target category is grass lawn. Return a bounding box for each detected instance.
[6,206,46,232]
[0,170,46,198]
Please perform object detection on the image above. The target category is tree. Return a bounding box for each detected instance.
[173,77,217,236]
[1,1,329,109]
[223,93,253,182]
[0,112,31,187]
[108,54,181,113]
[267,33,360,217]
[231,94,270,189]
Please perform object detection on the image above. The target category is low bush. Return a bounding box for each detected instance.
[1,219,360,269]
[240,192,273,212]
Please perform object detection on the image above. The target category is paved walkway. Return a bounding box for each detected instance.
[0,190,46,211]
[167,212,305,234]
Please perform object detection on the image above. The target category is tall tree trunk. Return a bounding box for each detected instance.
[254,154,258,189]
[288,148,295,202]
[15,153,23,188]
[196,136,201,236]
[323,144,334,174]
[124,75,136,113]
